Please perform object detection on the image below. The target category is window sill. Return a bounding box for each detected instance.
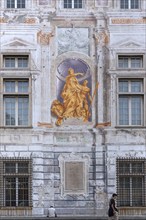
[1,207,32,210]
[0,126,33,129]
[115,126,145,129]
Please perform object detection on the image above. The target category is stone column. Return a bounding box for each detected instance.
[94,13,109,124]
[37,20,53,123]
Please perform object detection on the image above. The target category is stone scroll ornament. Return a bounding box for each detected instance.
[51,68,98,126]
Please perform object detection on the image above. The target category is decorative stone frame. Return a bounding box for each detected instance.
[58,153,90,196]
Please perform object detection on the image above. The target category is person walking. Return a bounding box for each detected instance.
[47,206,57,218]
[108,193,118,220]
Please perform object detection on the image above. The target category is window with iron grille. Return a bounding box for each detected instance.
[0,158,32,207]
[3,79,30,126]
[118,55,143,69]
[117,158,146,207]
[64,0,83,8]
[120,0,140,9]
[4,56,28,68]
[118,79,144,126]
[6,0,25,8]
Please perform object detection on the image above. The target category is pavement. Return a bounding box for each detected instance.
[0,216,145,220]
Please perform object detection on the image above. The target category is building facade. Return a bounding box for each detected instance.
[0,0,146,218]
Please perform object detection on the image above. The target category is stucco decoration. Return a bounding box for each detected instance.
[51,59,92,126]
[93,30,109,45]
[37,30,53,45]
[58,153,90,197]
[57,28,89,55]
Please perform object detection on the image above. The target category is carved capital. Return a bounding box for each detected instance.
[0,17,7,23]
[37,30,53,45]
[93,31,109,45]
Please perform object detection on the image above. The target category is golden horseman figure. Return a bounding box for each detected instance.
[51,68,92,126]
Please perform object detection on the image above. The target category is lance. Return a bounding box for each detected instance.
[89,82,99,111]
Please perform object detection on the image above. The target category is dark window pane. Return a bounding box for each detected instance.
[18,97,29,126]
[5,163,16,173]
[132,162,143,173]
[18,163,29,173]
[132,177,143,206]
[74,0,82,8]
[5,177,16,207]
[64,0,72,8]
[119,96,129,125]
[119,162,130,173]
[18,177,29,206]
[18,81,29,92]
[5,58,15,68]
[120,0,129,9]
[5,97,16,126]
[131,0,139,9]
[17,0,25,8]
[5,81,15,93]
[7,0,15,8]
[119,177,130,206]
[18,57,28,68]
[119,80,129,92]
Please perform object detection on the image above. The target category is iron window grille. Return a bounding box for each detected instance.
[0,158,32,207]
[117,158,146,207]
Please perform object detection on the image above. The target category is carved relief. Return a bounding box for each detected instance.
[37,30,53,45]
[57,28,89,55]
[58,153,90,196]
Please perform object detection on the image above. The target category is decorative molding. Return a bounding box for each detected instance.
[111,18,146,25]
[37,122,53,128]
[1,38,35,48]
[24,18,37,24]
[58,153,90,197]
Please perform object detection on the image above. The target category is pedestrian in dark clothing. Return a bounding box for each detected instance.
[108,193,118,220]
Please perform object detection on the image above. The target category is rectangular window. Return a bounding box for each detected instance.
[118,79,143,126]
[4,56,28,68]
[117,158,146,207]
[1,159,32,207]
[3,79,30,126]
[120,0,140,9]
[7,0,25,8]
[118,55,143,69]
[64,0,82,8]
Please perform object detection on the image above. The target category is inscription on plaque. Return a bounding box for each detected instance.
[65,162,84,191]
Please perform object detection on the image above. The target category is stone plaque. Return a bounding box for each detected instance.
[39,0,49,5]
[65,162,84,191]
[58,153,90,196]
